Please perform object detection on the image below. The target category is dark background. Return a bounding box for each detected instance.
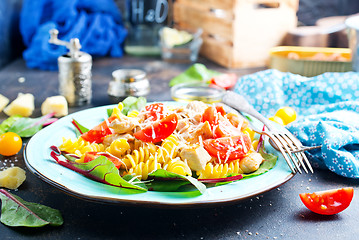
[1,0,359,69]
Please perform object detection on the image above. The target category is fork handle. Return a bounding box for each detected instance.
[222,91,274,130]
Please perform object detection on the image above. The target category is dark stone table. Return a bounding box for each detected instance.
[0,56,358,240]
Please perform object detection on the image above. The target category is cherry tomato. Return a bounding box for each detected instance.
[275,106,297,125]
[0,132,22,156]
[299,187,354,215]
[81,116,117,143]
[215,106,226,116]
[201,106,219,126]
[145,103,164,121]
[268,116,285,126]
[210,73,237,90]
[134,113,178,143]
[203,135,251,161]
[83,152,122,169]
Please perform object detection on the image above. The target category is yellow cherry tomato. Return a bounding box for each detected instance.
[252,139,259,151]
[268,116,285,126]
[275,106,297,125]
[0,132,23,156]
[243,127,255,141]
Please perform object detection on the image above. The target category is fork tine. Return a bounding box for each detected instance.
[280,133,308,173]
[271,133,302,174]
[265,132,297,173]
[285,134,314,173]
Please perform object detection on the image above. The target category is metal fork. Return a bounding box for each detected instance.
[222,91,317,174]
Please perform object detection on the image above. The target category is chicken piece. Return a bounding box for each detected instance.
[186,101,208,113]
[109,116,137,134]
[239,151,264,173]
[180,145,211,171]
[188,121,213,144]
[176,118,190,133]
[226,112,248,131]
[103,133,135,147]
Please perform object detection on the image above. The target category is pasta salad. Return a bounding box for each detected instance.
[50,98,277,194]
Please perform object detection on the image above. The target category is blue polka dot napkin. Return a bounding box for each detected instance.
[233,69,359,178]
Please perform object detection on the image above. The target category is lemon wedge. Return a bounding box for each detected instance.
[162,27,193,48]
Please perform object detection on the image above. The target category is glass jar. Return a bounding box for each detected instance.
[124,0,173,56]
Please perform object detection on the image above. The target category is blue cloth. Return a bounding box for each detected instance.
[20,0,128,70]
[234,69,359,178]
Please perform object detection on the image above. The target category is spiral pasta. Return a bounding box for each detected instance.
[59,137,106,158]
[120,145,157,169]
[165,157,192,177]
[156,134,179,164]
[196,160,243,179]
[127,110,139,118]
[105,139,131,158]
[125,157,161,180]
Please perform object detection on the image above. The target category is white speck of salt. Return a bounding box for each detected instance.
[18,77,25,83]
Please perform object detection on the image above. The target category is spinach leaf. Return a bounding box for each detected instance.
[169,63,221,87]
[147,169,206,194]
[51,151,147,192]
[0,189,63,227]
[71,119,89,137]
[7,113,55,137]
[0,115,22,135]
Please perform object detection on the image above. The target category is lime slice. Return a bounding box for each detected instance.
[162,27,193,48]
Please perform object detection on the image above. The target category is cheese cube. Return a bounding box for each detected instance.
[0,94,9,112]
[3,93,35,117]
[0,167,26,189]
[41,95,68,117]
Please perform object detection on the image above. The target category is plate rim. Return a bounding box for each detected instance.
[23,102,295,208]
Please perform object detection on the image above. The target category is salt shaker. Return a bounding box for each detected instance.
[49,29,92,106]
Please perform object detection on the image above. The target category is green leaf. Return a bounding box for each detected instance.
[121,96,147,115]
[7,114,54,137]
[147,169,206,194]
[169,63,221,87]
[0,115,22,135]
[0,189,63,227]
[107,108,113,118]
[55,155,147,192]
[71,119,89,137]
[241,148,278,180]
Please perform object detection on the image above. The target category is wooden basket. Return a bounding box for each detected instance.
[173,0,299,68]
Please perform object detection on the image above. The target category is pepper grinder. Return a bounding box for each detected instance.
[49,29,92,106]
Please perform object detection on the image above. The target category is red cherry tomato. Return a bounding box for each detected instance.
[134,113,178,143]
[203,135,251,161]
[299,187,354,215]
[83,152,122,169]
[81,116,117,143]
[210,73,237,90]
[215,106,226,116]
[145,103,164,121]
[201,106,219,126]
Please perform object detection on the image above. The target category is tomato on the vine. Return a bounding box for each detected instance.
[299,187,354,215]
[0,132,22,156]
[134,113,178,143]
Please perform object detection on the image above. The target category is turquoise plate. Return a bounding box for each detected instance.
[24,102,294,208]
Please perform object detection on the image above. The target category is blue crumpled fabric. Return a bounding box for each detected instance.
[20,0,128,70]
[234,69,359,178]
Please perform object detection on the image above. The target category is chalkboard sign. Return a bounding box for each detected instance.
[126,0,171,26]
